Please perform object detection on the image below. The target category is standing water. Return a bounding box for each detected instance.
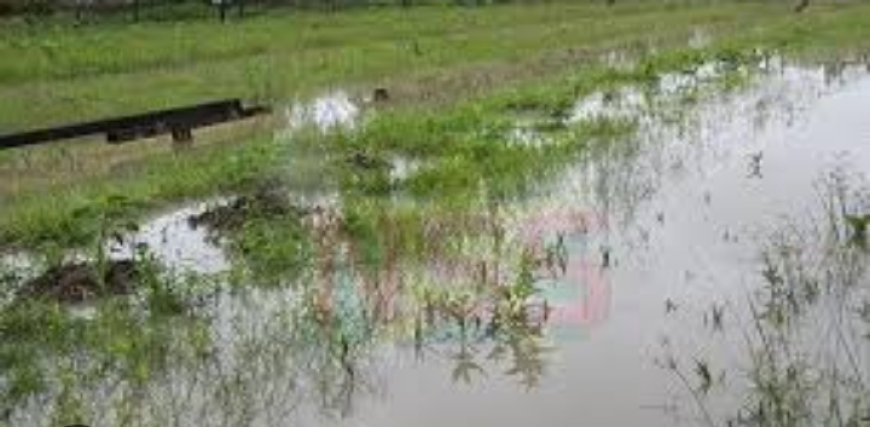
[3,60,870,427]
[304,62,870,427]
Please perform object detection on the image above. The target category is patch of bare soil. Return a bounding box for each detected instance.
[187,187,311,233]
[18,259,138,303]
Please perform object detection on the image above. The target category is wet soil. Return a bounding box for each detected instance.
[187,187,311,234]
[6,56,870,427]
[347,151,390,170]
[18,259,138,303]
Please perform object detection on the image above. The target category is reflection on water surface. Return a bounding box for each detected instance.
[3,57,870,427]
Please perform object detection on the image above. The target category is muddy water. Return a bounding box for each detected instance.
[5,62,870,427]
[305,65,870,426]
[115,200,230,274]
[282,90,361,134]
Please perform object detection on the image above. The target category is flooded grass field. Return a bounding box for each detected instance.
[2,3,870,427]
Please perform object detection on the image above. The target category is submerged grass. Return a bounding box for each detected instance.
[0,184,559,424]
[3,4,870,424]
[664,171,870,427]
[0,25,866,251]
[2,2,870,253]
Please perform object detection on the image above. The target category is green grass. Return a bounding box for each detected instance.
[0,132,286,248]
[0,1,810,132]
[3,4,870,420]
[3,0,870,252]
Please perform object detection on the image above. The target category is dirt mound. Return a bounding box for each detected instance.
[19,260,138,303]
[347,151,389,170]
[188,189,310,233]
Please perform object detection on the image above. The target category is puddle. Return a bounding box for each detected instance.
[0,252,34,307]
[0,201,229,305]
[389,155,423,183]
[570,86,648,123]
[282,90,362,134]
[112,200,229,275]
[504,109,570,147]
[0,251,33,274]
[507,122,560,147]
[570,58,752,124]
[118,190,344,276]
[599,49,637,71]
[4,59,870,426]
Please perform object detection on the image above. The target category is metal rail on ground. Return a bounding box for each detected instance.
[0,99,269,150]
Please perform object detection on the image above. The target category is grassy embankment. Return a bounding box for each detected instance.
[2,1,870,249]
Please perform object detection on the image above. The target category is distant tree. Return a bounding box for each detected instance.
[217,0,228,21]
[132,0,140,21]
[23,0,52,24]
[794,0,809,13]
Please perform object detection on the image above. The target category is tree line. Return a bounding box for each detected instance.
[0,0,814,23]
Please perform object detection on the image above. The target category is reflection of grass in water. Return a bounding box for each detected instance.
[3,35,870,424]
[0,38,827,252]
[0,295,214,425]
[0,45,790,422]
[0,198,560,424]
[666,171,870,427]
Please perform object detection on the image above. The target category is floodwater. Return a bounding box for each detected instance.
[282,90,361,134]
[301,61,870,426]
[114,200,229,274]
[4,59,870,426]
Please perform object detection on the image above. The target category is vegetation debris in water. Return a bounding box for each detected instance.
[18,259,138,303]
[188,187,311,234]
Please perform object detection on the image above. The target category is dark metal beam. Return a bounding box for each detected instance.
[0,99,269,150]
